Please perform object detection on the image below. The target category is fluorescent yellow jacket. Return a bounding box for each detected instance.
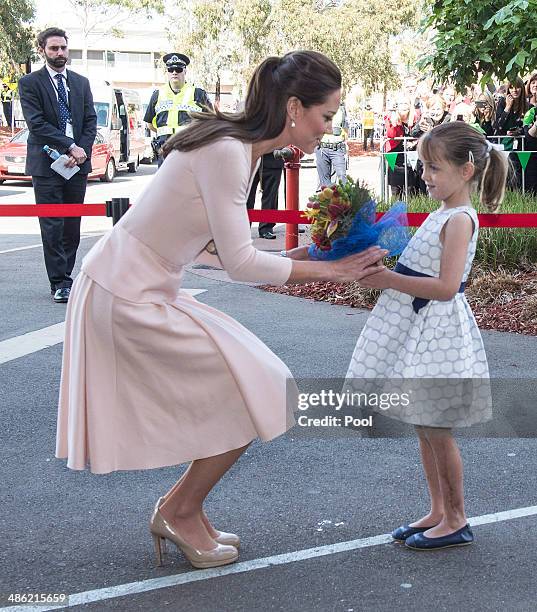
[152,84,202,137]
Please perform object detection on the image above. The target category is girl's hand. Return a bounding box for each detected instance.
[284,245,310,260]
[505,94,514,111]
[329,247,388,282]
[358,268,394,290]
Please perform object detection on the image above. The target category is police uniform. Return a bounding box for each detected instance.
[315,103,348,187]
[1,81,15,126]
[143,53,213,164]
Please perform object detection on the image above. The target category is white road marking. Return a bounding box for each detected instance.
[2,504,536,612]
[0,323,65,365]
[0,290,207,365]
[0,234,104,255]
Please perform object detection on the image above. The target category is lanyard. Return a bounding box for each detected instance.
[48,73,71,112]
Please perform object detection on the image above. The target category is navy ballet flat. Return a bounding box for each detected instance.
[391,524,436,542]
[405,524,474,550]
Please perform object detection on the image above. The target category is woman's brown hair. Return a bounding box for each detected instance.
[506,76,528,118]
[418,121,508,212]
[162,50,341,156]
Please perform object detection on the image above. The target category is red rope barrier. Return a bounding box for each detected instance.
[1,204,537,227]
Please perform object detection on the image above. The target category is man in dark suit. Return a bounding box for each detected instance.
[18,27,97,303]
[246,152,284,239]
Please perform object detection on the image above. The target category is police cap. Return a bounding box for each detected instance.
[163,53,190,69]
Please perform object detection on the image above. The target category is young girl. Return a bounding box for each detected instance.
[345,122,508,550]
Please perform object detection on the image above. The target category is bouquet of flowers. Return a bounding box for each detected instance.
[304,177,409,260]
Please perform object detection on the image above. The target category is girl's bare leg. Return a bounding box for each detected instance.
[422,428,467,537]
[409,427,445,527]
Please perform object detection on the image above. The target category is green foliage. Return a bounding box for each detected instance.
[268,0,418,92]
[0,0,35,76]
[419,0,537,90]
[169,0,418,95]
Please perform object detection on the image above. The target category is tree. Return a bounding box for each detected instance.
[0,0,35,77]
[418,0,537,91]
[67,0,164,70]
[168,0,418,99]
[266,0,418,94]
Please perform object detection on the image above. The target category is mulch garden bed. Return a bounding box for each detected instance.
[261,267,537,336]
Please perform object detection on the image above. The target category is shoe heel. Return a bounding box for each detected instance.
[152,534,164,566]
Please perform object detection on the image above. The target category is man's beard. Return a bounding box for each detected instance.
[46,55,67,68]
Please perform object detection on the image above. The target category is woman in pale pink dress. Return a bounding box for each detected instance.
[56,51,387,569]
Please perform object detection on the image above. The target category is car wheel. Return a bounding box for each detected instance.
[100,158,116,182]
[127,156,139,173]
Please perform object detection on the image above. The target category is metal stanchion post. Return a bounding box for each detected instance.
[403,137,408,203]
[380,139,386,203]
[106,197,130,225]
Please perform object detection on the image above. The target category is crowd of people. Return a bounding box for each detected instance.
[380,74,537,196]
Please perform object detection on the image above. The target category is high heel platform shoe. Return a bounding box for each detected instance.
[149,506,238,569]
[154,497,240,548]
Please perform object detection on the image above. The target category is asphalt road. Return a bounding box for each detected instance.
[1,162,536,612]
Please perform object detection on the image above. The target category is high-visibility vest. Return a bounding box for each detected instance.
[1,82,15,103]
[321,106,347,144]
[153,84,202,137]
[363,110,375,129]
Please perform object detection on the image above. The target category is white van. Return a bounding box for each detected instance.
[90,81,148,180]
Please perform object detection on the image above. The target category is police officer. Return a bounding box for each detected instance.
[144,53,213,166]
[1,81,15,127]
[314,101,348,187]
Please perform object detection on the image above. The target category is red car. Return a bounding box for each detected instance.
[0,128,115,184]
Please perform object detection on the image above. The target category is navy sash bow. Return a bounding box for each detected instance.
[394,262,466,313]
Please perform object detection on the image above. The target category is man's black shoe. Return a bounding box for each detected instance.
[259,231,276,239]
[54,287,71,303]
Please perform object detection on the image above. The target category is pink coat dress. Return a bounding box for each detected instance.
[56,138,296,474]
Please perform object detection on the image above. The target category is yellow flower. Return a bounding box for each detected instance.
[304,208,320,219]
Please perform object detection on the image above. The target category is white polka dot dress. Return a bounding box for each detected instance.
[345,206,492,428]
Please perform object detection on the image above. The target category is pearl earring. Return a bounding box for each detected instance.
[291,120,296,128]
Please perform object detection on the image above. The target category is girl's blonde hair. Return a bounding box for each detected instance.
[425,94,446,112]
[417,122,508,212]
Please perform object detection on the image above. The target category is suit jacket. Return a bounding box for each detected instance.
[18,66,97,177]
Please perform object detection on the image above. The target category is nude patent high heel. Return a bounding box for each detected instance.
[154,497,240,548]
[149,505,238,569]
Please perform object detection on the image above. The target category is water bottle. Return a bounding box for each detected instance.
[43,145,60,160]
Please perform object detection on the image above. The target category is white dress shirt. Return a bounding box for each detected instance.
[45,64,76,148]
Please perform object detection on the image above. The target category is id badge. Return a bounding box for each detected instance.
[66,122,74,138]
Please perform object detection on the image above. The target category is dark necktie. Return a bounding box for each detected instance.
[55,73,70,133]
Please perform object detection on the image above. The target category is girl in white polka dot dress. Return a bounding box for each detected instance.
[345,122,508,550]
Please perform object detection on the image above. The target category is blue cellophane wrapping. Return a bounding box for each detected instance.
[308,200,410,261]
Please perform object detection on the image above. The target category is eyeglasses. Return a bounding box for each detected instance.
[167,67,184,74]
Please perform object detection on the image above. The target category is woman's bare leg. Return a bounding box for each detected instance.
[159,443,249,550]
[160,466,223,539]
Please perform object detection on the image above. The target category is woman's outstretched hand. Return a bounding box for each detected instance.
[329,247,388,282]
